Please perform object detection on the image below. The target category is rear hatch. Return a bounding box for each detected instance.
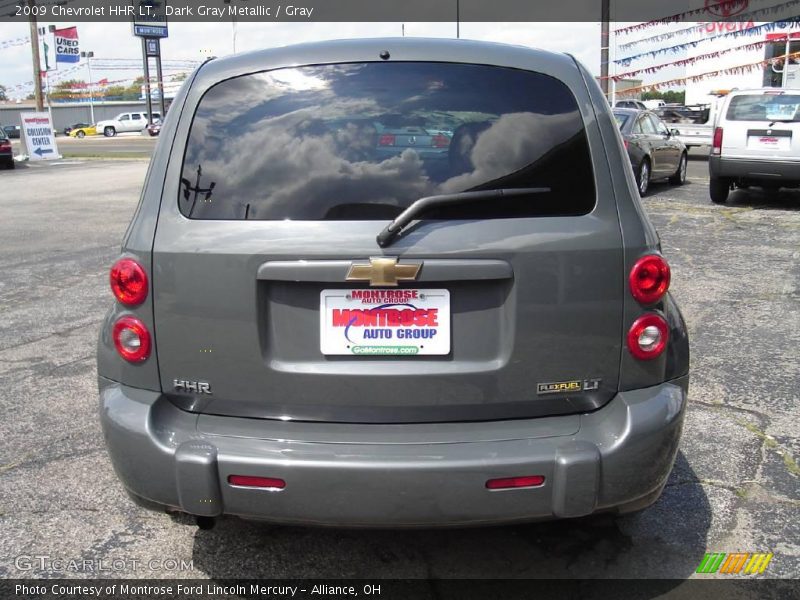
[722,90,800,160]
[152,60,623,424]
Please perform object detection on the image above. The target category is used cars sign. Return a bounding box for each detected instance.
[54,26,79,64]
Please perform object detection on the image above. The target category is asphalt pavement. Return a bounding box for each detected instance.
[0,156,797,586]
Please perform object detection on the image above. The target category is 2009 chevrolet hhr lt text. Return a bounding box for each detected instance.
[98,39,690,527]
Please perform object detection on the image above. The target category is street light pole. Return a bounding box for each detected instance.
[600,0,610,100]
[81,51,95,124]
[28,0,44,111]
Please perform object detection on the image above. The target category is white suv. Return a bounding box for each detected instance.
[96,112,161,137]
[709,88,800,203]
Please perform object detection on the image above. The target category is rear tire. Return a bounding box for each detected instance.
[5,159,15,170]
[669,152,687,185]
[710,176,730,204]
[636,159,651,196]
[76,130,85,138]
[103,126,116,137]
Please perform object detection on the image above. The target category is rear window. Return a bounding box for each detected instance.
[180,62,596,220]
[726,93,800,122]
[613,112,630,129]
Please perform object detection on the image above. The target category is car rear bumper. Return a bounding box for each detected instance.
[709,156,800,182]
[99,375,688,527]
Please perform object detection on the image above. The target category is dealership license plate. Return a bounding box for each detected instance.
[748,135,791,151]
[320,289,450,356]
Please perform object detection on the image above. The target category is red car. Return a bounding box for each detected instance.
[0,126,14,169]
[146,120,162,137]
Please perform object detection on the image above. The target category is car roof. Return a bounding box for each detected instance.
[613,108,646,115]
[727,87,800,93]
[192,38,583,92]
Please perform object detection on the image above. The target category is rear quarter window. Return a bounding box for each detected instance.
[180,62,596,220]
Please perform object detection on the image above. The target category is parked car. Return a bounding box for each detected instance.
[3,124,21,139]
[96,112,161,137]
[145,120,162,137]
[614,108,688,195]
[64,122,92,137]
[69,124,97,138]
[666,102,722,149]
[98,39,689,529]
[709,88,800,203]
[615,99,647,110]
[0,126,14,169]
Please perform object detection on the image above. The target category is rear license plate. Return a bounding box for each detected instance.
[748,135,791,151]
[320,289,450,356]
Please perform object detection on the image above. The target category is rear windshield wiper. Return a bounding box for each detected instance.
[376,187,550,248]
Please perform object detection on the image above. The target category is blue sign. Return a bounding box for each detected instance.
[133,24,169,38]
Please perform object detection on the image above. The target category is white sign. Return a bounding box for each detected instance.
[21,112,60,161]
[320,289,451,356]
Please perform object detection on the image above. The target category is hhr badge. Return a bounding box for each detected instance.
[346,257,422,287]
[537,379,601,395]
[173,379,212,395]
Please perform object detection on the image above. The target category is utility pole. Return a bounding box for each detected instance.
[28,0,44,111]
[81,51,95,123]
[155,49,165,118]
[141,38,154,125]
[600,0,610,100]
[456,0,460,39]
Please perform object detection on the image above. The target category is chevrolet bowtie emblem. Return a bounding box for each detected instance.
[346,257,422,287]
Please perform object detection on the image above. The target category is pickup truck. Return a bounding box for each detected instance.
[96,112,161,137]
[657,101,721,149]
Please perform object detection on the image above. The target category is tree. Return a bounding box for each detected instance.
[0,85,7,101]
[641,90,686,105]
[103,85,128,100]
[50,79,89,101]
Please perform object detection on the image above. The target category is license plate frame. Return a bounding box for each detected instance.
[320,288,451,356]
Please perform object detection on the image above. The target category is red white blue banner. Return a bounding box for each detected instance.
[55,27,80,64]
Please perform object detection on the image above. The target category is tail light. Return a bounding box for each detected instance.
[0,140,10,151]
[378,134,396,146]
[629,255,670,305]
[112,316,151,362]
[110,258,148,306]
[623,138,629,150]
[432,134,450,148]
[627,313,669,360]
[712,127,723,155]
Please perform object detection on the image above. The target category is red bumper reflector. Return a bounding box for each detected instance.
[228,475,286,489]
[486,475,545,490]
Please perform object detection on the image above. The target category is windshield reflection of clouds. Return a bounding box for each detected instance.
[180,63,589,220]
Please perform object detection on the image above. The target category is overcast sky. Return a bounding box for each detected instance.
[0,21,606,98]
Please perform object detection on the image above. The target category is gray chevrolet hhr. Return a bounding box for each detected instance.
[98,38,689,528]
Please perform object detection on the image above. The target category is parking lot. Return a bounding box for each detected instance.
[0,153,798,584]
